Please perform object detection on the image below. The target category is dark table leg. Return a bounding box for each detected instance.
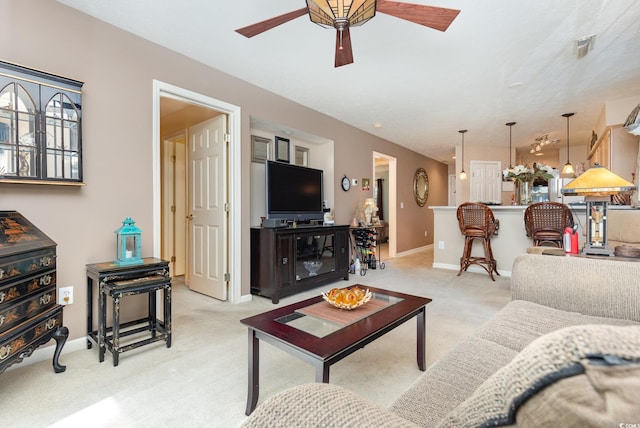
[149,290,157,338]
[417,307,426,371]
[52,326,68,373]
[87,277,93,349]
[112,294,120,367]
[315,363,330,383]
[245,329,260,416]
[98,282,106,363]
[165,285,172,348]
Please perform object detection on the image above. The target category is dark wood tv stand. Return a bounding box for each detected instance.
[250,225,350,303]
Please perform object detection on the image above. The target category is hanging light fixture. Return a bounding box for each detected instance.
[307,0,376,48]
[506,122,516,170]
[459,130,468,180]
[561,112,576,177]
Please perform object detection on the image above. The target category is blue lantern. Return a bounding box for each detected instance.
[114,217,143,266]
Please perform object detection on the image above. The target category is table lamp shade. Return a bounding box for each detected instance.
[561,163,636,256]
[561,163,635,196]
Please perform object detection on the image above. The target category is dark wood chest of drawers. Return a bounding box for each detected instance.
[0,211,68,374]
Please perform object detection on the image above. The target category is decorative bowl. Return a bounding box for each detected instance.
[322,286,372,310]
[303,260,323,276]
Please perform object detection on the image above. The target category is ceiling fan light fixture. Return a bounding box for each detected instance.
[307,0,376,29]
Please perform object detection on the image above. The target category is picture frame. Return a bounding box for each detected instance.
[251,135,271,164]
[275,136,290,163]
[294,146,309,166]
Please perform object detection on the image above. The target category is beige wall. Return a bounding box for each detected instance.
[0,0,447,341]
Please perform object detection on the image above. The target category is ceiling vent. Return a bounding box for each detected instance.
[575,34,596,58]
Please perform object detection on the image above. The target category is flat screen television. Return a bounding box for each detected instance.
[266,160,324,222]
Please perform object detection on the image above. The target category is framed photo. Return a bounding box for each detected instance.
[251,135,271,164]
[294,146,309,166]
[362,178,370,191]
[275,136,290,163]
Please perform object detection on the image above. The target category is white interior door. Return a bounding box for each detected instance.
[448,174,456,206]
[161,134,187,277]
[188,115,227,300]
[470,160,502,203]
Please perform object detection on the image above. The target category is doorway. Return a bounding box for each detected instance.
[152,80,244,304]
[373,152,397,258]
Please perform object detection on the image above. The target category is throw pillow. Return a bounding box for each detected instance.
[436,324,640,428]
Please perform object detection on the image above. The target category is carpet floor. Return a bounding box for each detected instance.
[0,246,511,427]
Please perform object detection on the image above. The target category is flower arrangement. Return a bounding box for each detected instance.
[502,163,554,183]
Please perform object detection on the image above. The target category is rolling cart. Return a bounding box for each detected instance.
[350,226,385,276]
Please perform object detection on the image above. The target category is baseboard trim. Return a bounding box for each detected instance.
[396,244,433,258]
[432,262,511,277]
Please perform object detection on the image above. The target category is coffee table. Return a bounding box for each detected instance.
[240,285,432,415]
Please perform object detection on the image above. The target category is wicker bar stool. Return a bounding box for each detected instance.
[524,202,574,248]
[456,203,500,281]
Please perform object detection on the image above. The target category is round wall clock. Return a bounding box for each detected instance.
[413,168,429,207]
[341,175,351,191]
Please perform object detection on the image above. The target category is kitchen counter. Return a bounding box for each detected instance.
[430,205,638,276]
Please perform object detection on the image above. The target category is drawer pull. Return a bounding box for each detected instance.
[0,314,4,327]
[0,268,5,280]
[40,293,52,305]
[0,345,10,360]
[40,256,53,267]
[40,275,52,286]
[0,291,5,303]
[45,318,57,330]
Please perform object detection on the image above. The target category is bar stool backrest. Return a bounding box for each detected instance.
[524,202,574,241]
[456,203,498,238]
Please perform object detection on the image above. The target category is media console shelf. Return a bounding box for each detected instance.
[251,225,350,303]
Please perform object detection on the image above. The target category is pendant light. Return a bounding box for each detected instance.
[561,113,576,178]
[459,130,468,180]
[506,122,516,170]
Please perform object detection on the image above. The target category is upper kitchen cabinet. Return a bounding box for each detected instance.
[588,125,639,182]
[0,60,83,185]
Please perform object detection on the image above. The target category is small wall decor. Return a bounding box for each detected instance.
[251,135,271,163]
[275,136,290,163]
[413,168,429,207]
[362,178,370,191]
[294,146,309,166]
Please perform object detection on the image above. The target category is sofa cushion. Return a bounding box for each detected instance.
[436,325,640,428]
[511,254,640,322]
[477,299,638,353]
[516,362,640,427]
[390,336,517,427]
[241,383,419,428]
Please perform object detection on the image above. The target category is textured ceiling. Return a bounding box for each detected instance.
[58,0,640,163]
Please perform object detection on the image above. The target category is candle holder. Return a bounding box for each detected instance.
[114,217,143,266]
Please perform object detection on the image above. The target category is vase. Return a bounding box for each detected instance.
[515,181,532,205]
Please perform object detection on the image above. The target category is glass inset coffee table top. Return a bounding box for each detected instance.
[276,291,404,337]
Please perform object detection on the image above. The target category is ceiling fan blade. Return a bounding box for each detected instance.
[235,7,308,38]
[376,0,460,32]
[335,27,354,68]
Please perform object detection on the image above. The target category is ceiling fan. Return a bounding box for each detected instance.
[236,1,460,67]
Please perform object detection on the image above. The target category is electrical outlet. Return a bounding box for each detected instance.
[58,286,73,305]
[438,241,445,249]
